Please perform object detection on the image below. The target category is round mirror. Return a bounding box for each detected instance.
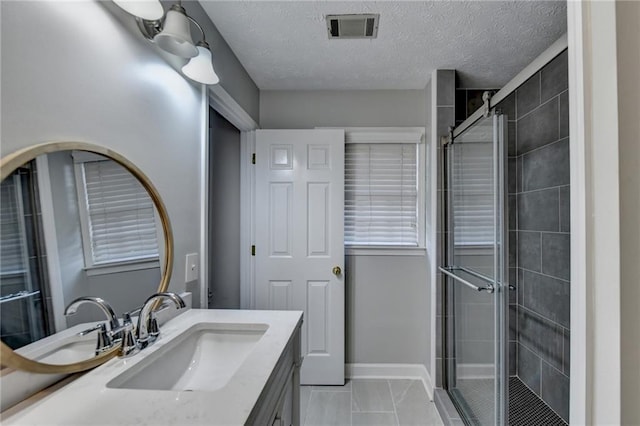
[0,142,173,373]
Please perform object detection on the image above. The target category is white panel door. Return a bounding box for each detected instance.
[255,129,345,385]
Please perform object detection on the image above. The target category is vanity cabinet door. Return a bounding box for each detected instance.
[269,369,295,426]
[247,325,301,426]
[280,371,294,426]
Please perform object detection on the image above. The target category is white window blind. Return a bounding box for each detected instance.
[0,176,27,274]
[345,143,418,246]
[452,143,494,246]
[80,160,159,265]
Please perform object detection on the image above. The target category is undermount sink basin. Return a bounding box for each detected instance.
[14,325,99,366]
[37,339,97,364]
[107,322,268,392]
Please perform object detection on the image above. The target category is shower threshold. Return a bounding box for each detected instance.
[449,377,567,425]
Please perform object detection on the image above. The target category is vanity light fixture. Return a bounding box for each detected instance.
[181,41,220,85]
[153,4,198,58]
[117,1,220,85]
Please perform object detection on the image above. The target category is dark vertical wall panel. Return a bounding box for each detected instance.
[208,108,241,309]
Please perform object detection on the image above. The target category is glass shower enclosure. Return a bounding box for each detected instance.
[440,113,509,425]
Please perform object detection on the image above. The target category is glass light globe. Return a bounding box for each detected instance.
[182,44,220,85]
[113,0,164,21]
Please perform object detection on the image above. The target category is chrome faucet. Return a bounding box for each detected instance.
[136,292,186,349]
[64,296,121,354]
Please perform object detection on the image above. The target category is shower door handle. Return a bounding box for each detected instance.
[439,267,495,294]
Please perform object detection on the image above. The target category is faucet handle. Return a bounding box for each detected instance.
[76,323,115,355]
[77,323,104,337]
[125,306,143,319]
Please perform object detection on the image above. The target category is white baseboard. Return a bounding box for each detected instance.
[455,363,494,379]
[345,363,434,401]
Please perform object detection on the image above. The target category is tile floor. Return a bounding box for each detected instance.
[301,379,445,426]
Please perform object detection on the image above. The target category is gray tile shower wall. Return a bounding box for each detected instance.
[0,164,53,349]
[504,50,571,423]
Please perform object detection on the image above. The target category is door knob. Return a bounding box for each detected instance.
[332,266,342,276]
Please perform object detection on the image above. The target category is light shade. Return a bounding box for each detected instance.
[113,0,164,21]
[153,5,198,58]
[182,44,220,85]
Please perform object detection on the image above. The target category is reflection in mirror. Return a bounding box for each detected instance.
[0,150,164,362]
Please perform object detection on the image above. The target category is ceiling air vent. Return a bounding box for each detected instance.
[326,14,379,39]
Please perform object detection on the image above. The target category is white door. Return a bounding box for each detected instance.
[255,129,345,385]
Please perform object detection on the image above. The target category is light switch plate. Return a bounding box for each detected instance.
[185,253,199,283]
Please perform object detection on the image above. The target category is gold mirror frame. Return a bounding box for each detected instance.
[0,142,174,374]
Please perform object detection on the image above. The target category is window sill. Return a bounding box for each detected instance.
[345,247,426,256]
[84,258,160,277]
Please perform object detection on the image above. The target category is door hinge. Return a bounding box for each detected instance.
[251,245,256,256]
[252,153,256,165]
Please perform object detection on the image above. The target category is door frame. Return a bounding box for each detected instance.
[567,2,627,424]
[204,86,259,310]
[239,131,256,309]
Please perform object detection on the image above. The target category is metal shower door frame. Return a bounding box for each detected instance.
[442,112,509,426]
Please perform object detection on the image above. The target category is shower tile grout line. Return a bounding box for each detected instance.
[516,339,571,380]
[518,301,570,330]
[514,183,571,196]
[517,266,570,283]
[514,88,567,122]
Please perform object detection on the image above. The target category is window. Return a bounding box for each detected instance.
[451,142,494,247]
[344,128,425,253]
[74,152,159,269]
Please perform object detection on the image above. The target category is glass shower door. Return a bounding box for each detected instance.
[443,113,508,425]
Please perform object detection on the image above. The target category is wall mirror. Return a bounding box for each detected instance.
[0,142,173,374]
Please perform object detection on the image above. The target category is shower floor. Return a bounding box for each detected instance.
[450,377,567,425]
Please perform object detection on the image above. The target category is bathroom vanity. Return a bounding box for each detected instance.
[1,309,303,426]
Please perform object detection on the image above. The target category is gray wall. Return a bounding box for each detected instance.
[1,1,204,297]
[208,109,241,309]
[260,89,430,365]
[617,1,640,424]
[345,255,429,364]
[260,90,427,129]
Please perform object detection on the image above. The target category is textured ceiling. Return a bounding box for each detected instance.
[199,1,567,90]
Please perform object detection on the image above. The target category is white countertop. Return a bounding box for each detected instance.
[2,309,303,426]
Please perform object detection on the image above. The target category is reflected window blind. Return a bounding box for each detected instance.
[81,160,159,265]
[452,143,494,246]
[345,143,418,246]
[0,176,26,274]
